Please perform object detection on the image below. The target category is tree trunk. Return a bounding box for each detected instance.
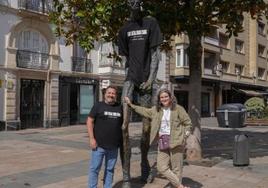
[186,34,202,161]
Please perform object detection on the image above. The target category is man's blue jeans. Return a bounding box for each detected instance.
[88,147,118,188]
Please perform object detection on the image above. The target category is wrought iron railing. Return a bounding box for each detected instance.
[16,50,50,70]
[0,0,10,6]
[72,57,92,73]
[18,0,53,14]
[99,59,125,68]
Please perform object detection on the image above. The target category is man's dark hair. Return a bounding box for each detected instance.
[104,85,118,94]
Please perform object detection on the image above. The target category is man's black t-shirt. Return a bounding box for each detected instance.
[89,102,123,149]
[118,17,163,86]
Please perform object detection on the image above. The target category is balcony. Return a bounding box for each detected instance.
[16,50,50,70]
[18,0,53,14]
[99,60,125,68]
[99,60,125,75]
[72,57,92,73]
[204,37,219,46]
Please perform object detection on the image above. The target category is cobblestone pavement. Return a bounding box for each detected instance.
[0,119,268,188]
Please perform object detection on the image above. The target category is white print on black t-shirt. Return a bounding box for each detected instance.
[127,29,147,37]
[104,111,121,118]
[127,29,148,41]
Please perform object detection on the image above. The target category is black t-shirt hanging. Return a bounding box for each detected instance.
[118,17,163,86]
[89,102,123,149]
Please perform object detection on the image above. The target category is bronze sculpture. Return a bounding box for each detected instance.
[118,1,163,187]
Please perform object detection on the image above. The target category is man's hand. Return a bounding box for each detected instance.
[139,80,153,91]
[89,138,97,150]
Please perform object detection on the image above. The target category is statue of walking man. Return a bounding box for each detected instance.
[118,0,163,187]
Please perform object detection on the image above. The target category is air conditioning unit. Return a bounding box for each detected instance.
[216,64,222,71]
[235,68,240,75]
[214,64,222,76]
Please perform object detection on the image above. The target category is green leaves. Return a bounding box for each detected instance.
[76,10,85,18]
[49,0,268,52]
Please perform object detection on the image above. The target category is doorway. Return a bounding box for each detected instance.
[59,82,95,125]
[174,90,189,112]
[201,92,210,117]
[20,79,44,129]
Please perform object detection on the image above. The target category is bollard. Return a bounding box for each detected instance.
[233,134,249,166]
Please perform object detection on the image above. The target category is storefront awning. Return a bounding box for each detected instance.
[237,89,268,97]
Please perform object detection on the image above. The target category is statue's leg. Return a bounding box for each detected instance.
[139,83,160,183]
[120,81,134,188]
[140,115,151,182]
[139,92,152,182]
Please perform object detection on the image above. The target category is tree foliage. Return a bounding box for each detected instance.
[245,97,266,118]
[50,0,268,52]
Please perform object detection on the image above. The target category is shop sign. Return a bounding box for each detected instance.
[60,76,96,84]
[101,80,111,89]
[7,80,14,90]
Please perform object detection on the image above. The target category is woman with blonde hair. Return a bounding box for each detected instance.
[125,88,192,188]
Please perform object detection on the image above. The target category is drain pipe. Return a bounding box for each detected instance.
[45,59,51,128]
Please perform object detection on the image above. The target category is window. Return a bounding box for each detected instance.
[219,33,229,49]
[201,92,210,117]
[100,42,114,65]
[176,49,181,67]
[204,51,216,74]
[235,64,243,75]
[207,26,218,39]
[258,21,265,36]
[235,39,244,54]
[258,44,265,58]
[17,30,48,53]
[176,47,188,67]
[220,61,229,73]
[99,42,121,67]
[73,42,86,58]
[18,0,53,13]
[0,0,10,6]
[258,68,265,80]
[16,30,49,68]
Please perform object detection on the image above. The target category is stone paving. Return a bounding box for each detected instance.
[0,118,267,188]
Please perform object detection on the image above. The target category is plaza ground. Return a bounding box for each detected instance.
[0,118,268,188]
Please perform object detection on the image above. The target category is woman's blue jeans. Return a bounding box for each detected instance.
[88,147,118,188]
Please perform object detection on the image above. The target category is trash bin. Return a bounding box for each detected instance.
[216,103,247,128]
[233,134,250,166]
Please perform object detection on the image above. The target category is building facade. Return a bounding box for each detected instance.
[0,0,99,130]
[170,14,268,116]
[1,1,267,130]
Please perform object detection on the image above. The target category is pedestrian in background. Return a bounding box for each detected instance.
[87,86,123,188]
[124,88,192,188]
